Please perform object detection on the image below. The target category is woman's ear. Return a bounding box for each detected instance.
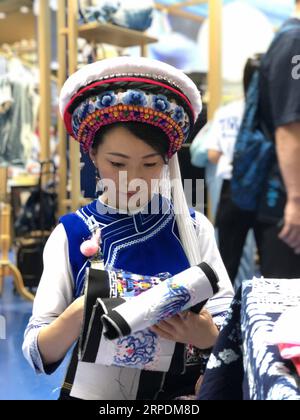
[89,149,97,166]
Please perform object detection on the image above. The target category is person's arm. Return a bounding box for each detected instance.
[23,224,83,373]
[276,122,300,253]
[207,111,223,165]
[37,296,84,366]
[207,107,229,165]
[208,149,222,164]
[264,34,300,252]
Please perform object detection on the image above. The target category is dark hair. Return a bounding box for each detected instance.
[92,122,170,163]
[243,54,264,94]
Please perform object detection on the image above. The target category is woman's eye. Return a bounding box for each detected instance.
[144,163,157,168]
[110,162,125,168]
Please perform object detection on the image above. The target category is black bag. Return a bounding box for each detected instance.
[15,161,57,289]
[14,161,57,237]
[16,233,49,289]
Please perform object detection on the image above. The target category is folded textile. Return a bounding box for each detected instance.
[101,262,219,340]
[82,296,176,371]
[79,267,178,372]
[78,1,154,31]
[111,6,154,32]
[79,264,218,372]
[79,3,118,25]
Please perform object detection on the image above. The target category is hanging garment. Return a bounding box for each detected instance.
[0,56,7,75]
[0,76,13,111]
[0,76,13,164]
[0,79,34,165]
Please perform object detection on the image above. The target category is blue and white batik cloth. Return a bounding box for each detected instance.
[198,278,300,401]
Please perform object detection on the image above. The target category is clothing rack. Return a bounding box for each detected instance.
[0,0,53,301]
[0,2,52,165]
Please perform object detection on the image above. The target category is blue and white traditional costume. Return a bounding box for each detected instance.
[23,57,233,400]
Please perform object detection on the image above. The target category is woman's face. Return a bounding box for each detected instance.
[90,126,166,210]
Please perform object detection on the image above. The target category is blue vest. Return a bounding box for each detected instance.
[60,196,194,298]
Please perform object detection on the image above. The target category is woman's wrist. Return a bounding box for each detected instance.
[193,322,219,350]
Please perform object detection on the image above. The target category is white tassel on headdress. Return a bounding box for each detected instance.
[163,154,202,266]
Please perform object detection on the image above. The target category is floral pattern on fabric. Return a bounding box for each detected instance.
[114,330,158,368]
[149,282,191,323]
[123,90,147,107]
[152,94,171,112]
[96,91,117,109]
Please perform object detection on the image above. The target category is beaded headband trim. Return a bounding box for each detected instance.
[64,77,194,134]
[64,77,194,157]
[75,104,187,157]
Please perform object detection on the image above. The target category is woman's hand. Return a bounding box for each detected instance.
[150,309,219,349]
[38,296,85,366]
[279,198,300,254]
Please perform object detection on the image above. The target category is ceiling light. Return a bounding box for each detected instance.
[0,12,6,19]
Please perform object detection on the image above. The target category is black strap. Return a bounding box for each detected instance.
[101,304,131,340]
[199,262,219,294]
[59,343,80,400]
[189,262,219,314]
[59,268,110,398]
[79,268,110,355]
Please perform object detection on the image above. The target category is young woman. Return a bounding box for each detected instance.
[23,57,233,400]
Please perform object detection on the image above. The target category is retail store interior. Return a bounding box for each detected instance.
[0,0,300,401]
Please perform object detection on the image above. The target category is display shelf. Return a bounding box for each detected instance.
[77,22,157,48]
